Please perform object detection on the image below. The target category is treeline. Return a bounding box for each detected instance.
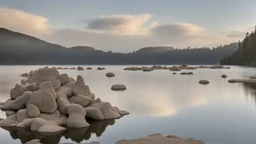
[0,28,238,65]
[221,26,256,65]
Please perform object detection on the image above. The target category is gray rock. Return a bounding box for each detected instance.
[106,72,115,77]
[21,79,29,85]
[222,74,227,78]
[30,118,47,131]
[90,98,102,105]
[5,110,16,117]
[113,107,130,116]
[199,80,210,85]
[20,73,29,77]
[57,86,73,97]
[17,109,28,122]
[169,66,181,71]
[25,139,42,144]
[69,95,91,107]
[38,124,66,135]
[17,118,33,129]
[67,104,89,128]
[91,102,121,119]
[40,110,62,125]
[10,83,26,99]
[27,104,40,118]
[29,67,61,90]
[111,84,126,91]
[77,66,84,70]
[27,89,57,113]
[71,76,93,98]
[58,74,71,85]
[85,107,104,120]
[86,67,92,70]
[38,81,57,98]
[0,115,19,126]
[1,91,31,110]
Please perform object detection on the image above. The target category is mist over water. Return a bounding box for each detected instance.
[1,65,256,144]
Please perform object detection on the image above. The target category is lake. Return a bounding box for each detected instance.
[0,65,256,144]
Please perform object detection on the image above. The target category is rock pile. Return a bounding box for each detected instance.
[0,67,129,135]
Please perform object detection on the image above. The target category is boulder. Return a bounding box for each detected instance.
[40,111,62,125]
[1,91,31,110]
[25,139,42,144]
[90,98,102,105]
[221,74,227,78]
[57,86,73,97]
[142,67,154,72]
[27,89,57,113]
[29,67,61,90]
[10,84,26,100]
[17,109,28,122]
[71,76,92,98]
[58,74,71,85]
[0,115,19,127]
[106,72,115,77]
[97,67,105,70]
[173,72,177,75]
[113,107,130,116]
[199,80,210,85]
[77,66,84,70]
[67,104,89,128]
[20,73,29,77]
[21,79,29,85]
[111,84,126,91]
[91,102,120,119]
[27,104,40,118]
[38,81,57,98]
[86,67,92,70]
[17,118,33,129]
[85,107,104,120]
[69,95,91,107]
[249,75,256,79]
[169,66,181,71]
[5,110,16,117]
[30,118,47,131]
[38,124,66,135]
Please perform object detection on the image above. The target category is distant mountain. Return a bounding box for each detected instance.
[0,28,238,65]
[136,46,175,53]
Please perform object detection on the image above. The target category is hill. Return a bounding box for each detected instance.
[0,28,238,65]
[221,28,256,66]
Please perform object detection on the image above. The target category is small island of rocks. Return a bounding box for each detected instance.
[0,67,129,135]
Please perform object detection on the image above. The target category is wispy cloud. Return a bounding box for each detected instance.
[0,7,52,36]
[87,14,152,35]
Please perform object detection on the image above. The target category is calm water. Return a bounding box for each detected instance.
[0,65,256,144]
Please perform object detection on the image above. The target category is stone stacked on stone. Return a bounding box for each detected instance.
[0,67,129,135]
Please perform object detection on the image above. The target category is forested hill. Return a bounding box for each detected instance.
[221,28,256,66]
[0,28,238,65]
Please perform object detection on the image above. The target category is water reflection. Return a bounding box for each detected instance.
[242,83,256,105]
[0,119,115,144]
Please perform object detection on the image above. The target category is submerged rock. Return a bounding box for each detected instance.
[77,66,84,70]
[111,84,126,91]
[199,80,209,85]
[106,72,115,77]
[116,133,204,144]
[221,74,227,78]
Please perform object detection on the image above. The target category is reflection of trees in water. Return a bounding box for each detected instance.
[0,119,115,144]
[242,83,256,105]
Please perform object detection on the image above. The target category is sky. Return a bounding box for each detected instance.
[0,0,256,52]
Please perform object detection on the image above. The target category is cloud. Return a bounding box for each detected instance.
[150,23,205,39]
[224,31,245,38]
[0,7,52,36]
[87,14,152,35]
